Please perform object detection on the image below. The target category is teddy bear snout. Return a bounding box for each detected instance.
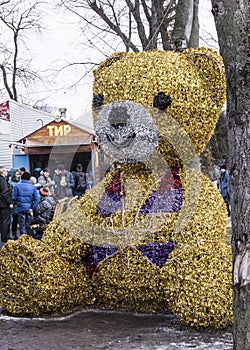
[96,101,158,162]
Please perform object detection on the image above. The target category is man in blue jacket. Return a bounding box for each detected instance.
[12,172,40,235]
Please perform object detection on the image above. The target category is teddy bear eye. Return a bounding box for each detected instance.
[93,93,104,109]
[153,92,172,111]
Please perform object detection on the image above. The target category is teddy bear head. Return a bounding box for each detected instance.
[93,48,226,166]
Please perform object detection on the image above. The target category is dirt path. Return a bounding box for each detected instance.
[0,309,233,350]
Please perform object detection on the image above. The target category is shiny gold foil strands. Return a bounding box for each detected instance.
[63,164,179,246]
[173,169,228,245]
[91,246,171,313]
[0,235,94,317]
[0,48,231,328]
[164,240,233,328]
[93,48,226,159]
[42,220,89,263]
[183,47,226,107]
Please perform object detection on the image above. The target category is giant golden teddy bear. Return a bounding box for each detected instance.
[0,47,233,328]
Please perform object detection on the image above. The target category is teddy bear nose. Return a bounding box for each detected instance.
[108,106,131,129]
[111,122,127,130]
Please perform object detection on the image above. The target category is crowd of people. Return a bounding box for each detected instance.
[0,163,93,243]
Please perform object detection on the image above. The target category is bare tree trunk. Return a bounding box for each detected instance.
[211,1,250,349]
[189,0,199,47]
[172,0,200,49]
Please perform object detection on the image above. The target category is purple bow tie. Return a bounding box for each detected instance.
[86,241,174,277]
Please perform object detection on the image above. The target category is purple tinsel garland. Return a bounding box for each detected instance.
[96,191,123,216]
[86,245,118,267]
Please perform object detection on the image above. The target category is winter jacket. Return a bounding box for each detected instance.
[220,170,230,198]
[9,176,21,215]
[12,180,40,213]
[35,196,55,224]
[54,171,74,198]
[37,175,55,196]
[0,175,12,208]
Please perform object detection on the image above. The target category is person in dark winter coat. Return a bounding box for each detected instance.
[0,166,13,242]
[36,187,55,224]
[12,172,40,235]
[53,164,74,201]
[27,187,56,239]
[219,164,230,216]
[72,163,86,198]
[8,169,21,239]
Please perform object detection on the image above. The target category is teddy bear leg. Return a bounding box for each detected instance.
[166,241,233,328]
[0,235,93,316]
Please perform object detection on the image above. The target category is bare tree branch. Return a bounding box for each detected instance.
[0,0,45,101]
[125,0,149,49]
[0,0,9,6]
[0,64,14,99]
[156,0,177,50]
[87,1,140,51]
[140,0,151,22]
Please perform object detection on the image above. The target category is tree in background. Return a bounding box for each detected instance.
[201,110,229,176]
[211,0,250,349]
[209,110,229,165]
[59,0,202,168]
[59,0,200,54]
[0,0,44,101]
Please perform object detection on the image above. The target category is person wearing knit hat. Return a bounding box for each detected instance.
[36,187,55,223]
[39,187,49,196]
[28,187,55,239]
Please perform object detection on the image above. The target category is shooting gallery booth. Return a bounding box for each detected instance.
[18,117,99,183]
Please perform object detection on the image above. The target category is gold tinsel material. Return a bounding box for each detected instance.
[92,246,171,313]
[164,240,233,328]
[0,235,94,316]
[93,47,226,162]
[42,219,89,263]
[0,48,232,328]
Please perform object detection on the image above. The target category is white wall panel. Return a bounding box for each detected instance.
[0,135,13,169]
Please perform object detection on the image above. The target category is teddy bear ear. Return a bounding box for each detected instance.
[183,47,226,108]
